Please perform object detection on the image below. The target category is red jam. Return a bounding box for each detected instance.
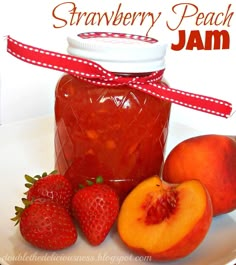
[55,74,171,200]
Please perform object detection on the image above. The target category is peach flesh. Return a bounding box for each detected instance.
[117,176,213,261]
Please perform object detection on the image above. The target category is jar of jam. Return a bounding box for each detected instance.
[54,32,171,200]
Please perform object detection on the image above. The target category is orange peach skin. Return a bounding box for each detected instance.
[162,134,236,216]
[117,176,213,261]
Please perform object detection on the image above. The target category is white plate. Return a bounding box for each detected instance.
[0,116,235,265]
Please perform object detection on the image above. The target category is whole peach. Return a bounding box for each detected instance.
[162,134,236,216]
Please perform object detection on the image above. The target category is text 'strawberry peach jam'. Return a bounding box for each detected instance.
[54,32,171,200]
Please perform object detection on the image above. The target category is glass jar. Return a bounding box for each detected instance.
[54,32,171,200]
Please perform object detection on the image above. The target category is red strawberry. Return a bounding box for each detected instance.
[72,177,120,246]
[25,171,74,213]
[12,198,77,250]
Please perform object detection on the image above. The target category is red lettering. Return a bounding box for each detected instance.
[186,30,204,50]
[205,30,230,50]
[171,30,186,51]
[171,30,230,51]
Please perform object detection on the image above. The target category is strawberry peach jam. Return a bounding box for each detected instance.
[54,32,171,200]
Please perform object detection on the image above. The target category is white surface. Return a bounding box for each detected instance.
[0,116,235,265]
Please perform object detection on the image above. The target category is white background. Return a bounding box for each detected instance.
[0,0,235,135]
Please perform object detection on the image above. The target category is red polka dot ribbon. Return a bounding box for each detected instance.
[6,35,232,118]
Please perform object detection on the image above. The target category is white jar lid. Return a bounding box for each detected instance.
[67,32,167,73]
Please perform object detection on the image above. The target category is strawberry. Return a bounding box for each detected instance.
[72,177,120,246]
[25,171,74,213]
[12,198,77,250]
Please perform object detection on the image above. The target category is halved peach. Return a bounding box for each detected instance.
[117,176,213,261]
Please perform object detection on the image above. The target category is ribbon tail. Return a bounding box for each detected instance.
[130,83,232,118]
[6,36,113,79]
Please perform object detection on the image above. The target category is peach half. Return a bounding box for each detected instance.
[117,176,213,261]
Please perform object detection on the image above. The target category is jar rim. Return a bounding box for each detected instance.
[67,32,167,73]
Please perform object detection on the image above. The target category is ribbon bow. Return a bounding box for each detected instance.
[7,36,232,118]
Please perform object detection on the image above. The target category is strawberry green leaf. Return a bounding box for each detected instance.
[34,175,42,179]
[78,184,85,189]
[11,198,31,226]
[49,170,58,175]
[22,198,31,207]
[42,172,48,177]
[96,176,103,184]
[24,174,36,184]
[25,183,33,189]
[86,180,94,186]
